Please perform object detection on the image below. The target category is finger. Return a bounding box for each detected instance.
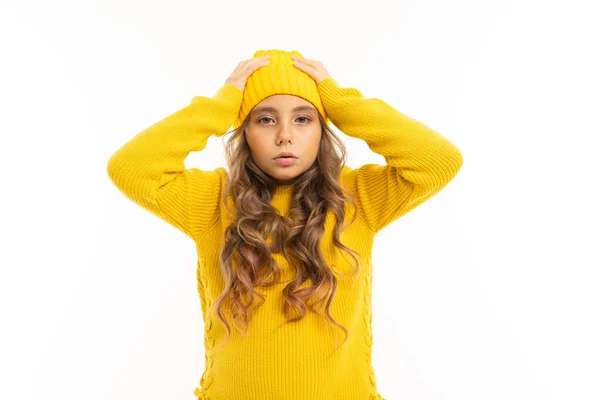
[292,56,318,65]
[292,60,309,72]
[292,62,319,81]
[252,56,271,66]
[240,56,269,66]
[246,57,270,70]
[293,60,315,73]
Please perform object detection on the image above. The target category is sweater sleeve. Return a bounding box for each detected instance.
[317,77,463,234]
[106,83,243,241]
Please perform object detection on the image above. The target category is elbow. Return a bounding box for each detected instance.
[106,152,124,188]
[433,146,464,189]
[450,147,464,176]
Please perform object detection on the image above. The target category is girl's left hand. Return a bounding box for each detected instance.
[291,55,332,85]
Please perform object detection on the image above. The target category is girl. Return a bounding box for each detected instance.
[107,49,463,400]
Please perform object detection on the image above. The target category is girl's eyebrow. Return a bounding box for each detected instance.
[251,106,317,115]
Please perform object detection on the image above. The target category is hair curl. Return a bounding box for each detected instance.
[210,110,365,353]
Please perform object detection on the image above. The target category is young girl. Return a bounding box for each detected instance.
[107,49,463,400]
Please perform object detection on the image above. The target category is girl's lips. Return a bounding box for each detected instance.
[274,157,297,166]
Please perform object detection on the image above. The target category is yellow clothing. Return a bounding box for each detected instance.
[107,77,463,399]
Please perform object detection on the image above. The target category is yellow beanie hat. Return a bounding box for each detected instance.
[233,49,330,131]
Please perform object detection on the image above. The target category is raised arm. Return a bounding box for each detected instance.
[317,77,463,234]
[106,83,243,241]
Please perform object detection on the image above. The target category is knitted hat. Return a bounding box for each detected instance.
[233,49,330,131]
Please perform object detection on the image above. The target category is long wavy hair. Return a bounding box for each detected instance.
[210,110,365,353]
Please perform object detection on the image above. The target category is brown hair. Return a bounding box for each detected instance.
[210,111,365,352]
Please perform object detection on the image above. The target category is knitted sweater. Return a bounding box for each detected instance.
[106,77,463,400]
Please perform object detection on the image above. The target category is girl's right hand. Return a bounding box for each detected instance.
[224,55,271,92]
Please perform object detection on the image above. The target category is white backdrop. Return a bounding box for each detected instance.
[1,0,599,399]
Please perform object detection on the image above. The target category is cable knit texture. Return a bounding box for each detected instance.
[107,77,463,399]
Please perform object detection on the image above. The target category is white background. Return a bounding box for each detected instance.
[1,0,599,399]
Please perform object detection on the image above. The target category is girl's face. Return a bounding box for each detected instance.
[244,94,322,185]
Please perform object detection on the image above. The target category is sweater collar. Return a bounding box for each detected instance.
[273,184,294,196]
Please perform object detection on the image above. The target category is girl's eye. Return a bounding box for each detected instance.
[257,116,312,125]
[257,116,274,124]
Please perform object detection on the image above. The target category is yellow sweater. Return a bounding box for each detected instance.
[107,77,463,400]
